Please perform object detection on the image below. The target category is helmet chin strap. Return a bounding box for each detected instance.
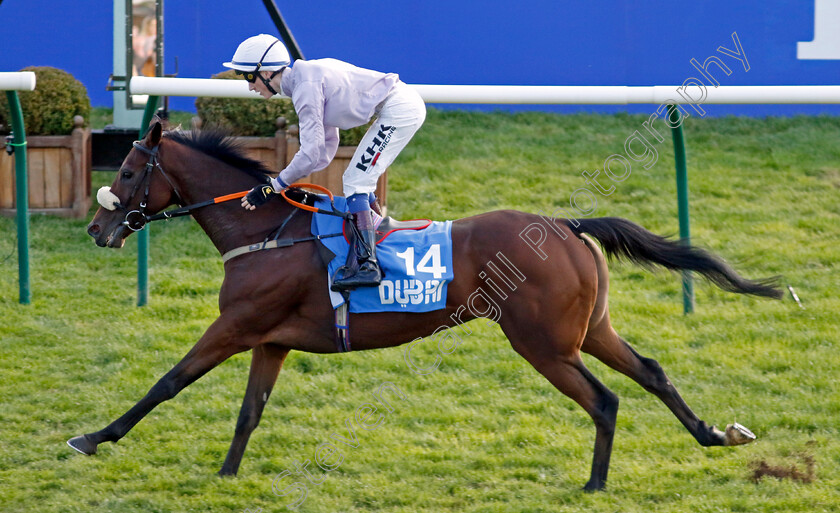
[253,40,285,96]
[258,68,284,96]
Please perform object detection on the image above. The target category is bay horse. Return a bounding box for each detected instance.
[72,120,782,491]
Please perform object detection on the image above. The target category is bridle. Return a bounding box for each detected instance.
[109,141,184,231]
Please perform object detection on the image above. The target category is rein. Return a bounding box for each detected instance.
[141,181,350,234]
[220,184,348,263]
[145,190,249,223]
[102,140,349,233]
[99,141,350,259]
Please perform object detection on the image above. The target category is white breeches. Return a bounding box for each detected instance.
[342,82,426,197]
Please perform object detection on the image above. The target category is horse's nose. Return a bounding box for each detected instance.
[87,223,101,238]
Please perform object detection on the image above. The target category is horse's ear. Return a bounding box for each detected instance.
[151,112,172,130]
[144,120,163,146]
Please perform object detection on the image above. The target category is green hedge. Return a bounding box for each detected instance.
[195,70,296,137]
[0,66,91,135]
[195,69,370,145]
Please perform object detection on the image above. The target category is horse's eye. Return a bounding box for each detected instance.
[121,171,133,180]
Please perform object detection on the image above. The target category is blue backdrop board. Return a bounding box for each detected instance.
[0,1,837,116]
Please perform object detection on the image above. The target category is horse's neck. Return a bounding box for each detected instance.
[166,151,304,256]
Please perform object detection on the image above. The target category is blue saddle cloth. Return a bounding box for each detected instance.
[311,196,454,313]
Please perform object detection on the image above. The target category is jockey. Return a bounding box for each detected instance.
[224,34,426,291]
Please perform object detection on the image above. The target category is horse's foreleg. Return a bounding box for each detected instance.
[219,343,289,476]
[581,324,755,447]
[68,316,251,456]
[503,314,617,491]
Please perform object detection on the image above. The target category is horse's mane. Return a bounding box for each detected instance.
[164,129,273,184]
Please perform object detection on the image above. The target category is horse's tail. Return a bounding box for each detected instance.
[569,217,783,299]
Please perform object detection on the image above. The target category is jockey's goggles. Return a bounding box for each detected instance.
[234,69,259,83]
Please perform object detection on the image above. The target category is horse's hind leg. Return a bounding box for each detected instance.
[582,320,754,447]
[219,343,289,476]
[578,233,754,448]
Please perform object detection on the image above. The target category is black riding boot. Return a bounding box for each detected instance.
[331,214,382,291]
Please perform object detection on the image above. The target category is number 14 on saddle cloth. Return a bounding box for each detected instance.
[310,195,454,313]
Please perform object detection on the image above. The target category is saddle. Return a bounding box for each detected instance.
[327,213,435,354]
[378,216,432,236]
[220,189,451,354]
[357,215,432,244]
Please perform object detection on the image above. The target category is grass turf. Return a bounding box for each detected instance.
[0,110,837,512]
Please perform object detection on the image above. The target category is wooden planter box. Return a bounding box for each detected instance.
[195,117,387,211]
[0,116,92,218]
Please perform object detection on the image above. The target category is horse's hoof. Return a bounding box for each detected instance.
[582,479,605,492]
[724,423,756,446]
[67,435,97,455]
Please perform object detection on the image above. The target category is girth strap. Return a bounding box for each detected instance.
[334,291,351,353]
[220,233,342,262]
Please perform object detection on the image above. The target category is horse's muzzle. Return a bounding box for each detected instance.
[87,221,129,248]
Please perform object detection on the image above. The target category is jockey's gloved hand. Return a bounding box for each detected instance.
[242,184,275,210]
[241,177,288,210]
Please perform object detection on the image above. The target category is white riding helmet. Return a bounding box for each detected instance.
[223,34,291,73]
